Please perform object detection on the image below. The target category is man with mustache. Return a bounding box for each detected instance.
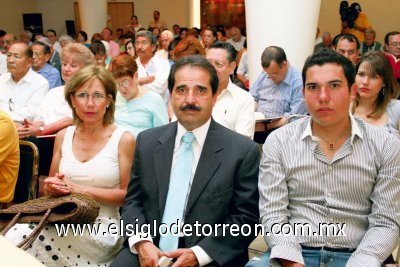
[135,30,170,103]
[111,55,260,267]
[0,42,48,122]
[247,49,400,267]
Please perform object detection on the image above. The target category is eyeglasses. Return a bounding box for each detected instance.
[74,92,107,104]
[389,42,400,47]
[207,59,228,69]
[135,41,150,47]
[117,79,131,88]
[8,98,14,111]
[33,52,45,57]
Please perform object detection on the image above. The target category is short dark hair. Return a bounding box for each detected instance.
[33,40,51,55]
[384,31,400,45]
[46,29,57,36]
[77,30,88,42]
[261,46,287,68]
[302,49,355,89]
[90,40,106,56]
[336,33,360,49]
[168,55,219,95]
[209,41,237,62]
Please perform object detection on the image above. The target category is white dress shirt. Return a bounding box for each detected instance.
[36,85,72,124]
[136,56,170,103]
[0,53,6,75]
[128,119,213,266]
[212,80,255,139]
[0,68,49,121]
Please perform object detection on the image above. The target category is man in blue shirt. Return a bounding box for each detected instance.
[31,40,61,89]
[250,46,307,142]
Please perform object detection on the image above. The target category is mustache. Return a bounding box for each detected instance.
[180,104,201,111]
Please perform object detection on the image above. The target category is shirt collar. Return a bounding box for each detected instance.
[301,112,363,142]
[176,118,211,148]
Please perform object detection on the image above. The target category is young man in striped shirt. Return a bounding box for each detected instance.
[248,49,400,267]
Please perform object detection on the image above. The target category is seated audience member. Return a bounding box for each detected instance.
[172,24,180,39]
[75,30,89,47]
[250,46,307,142]
[58,35,74,48]
[352,51,400,138]
[216,28,227,42]
[314,31,333,53]
[383,31,400,84]
[359,29,383,55]
[173,28,205,60]
[335,33,360,65]
[124,39,136,59]
[46,29,62,54]
[155,30,174,60]
[110,55,259,267]
[5,65,135,266]
[90,40,107,67]
[0,42,49,122]
[20,30,33,46]
[226,26,246,51]
[31,40,62,89]
[201,26,217,51]
[129,15,142,33]
[135,31,170,103]
[0,51,6,75]
[236,39,249,89]
[247,49,400,267]
[41,36,61,75]
[19,43,95,175]
[0,110,19,204]
[101,27,120,58]
[206,41,255,138]
[110,54,168,137]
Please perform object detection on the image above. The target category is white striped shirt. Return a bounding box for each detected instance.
[259,114,400,266]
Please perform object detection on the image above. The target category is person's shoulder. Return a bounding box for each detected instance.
[28,68,49,85]
[355,117,399,145]
[138,121,175,140]
[229,82,252,98]
[145,90,164,103]
[211,119,257,148]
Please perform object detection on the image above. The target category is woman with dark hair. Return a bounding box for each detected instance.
[6,65,135,266]
[124,38,136,59]
[75,30,90,47]
[110,54,168,137]
[352,51,400,138]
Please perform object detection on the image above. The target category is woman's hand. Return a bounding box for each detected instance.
[44,173,70,196]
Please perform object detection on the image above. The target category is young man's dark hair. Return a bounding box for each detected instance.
[302,48,355,88]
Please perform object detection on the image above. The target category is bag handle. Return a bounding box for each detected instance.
[1,208,52,251]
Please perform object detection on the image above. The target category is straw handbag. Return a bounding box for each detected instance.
[0,193,100,250]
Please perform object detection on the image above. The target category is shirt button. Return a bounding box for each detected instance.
[328,166,332,170]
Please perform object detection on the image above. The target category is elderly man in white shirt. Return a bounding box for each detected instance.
[0,42,48,122]
[205,41,254,139]
[135,31,170,103]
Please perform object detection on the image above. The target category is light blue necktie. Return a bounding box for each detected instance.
[159,132,195,252]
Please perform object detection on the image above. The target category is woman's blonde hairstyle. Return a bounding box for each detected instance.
[65,65,117,125]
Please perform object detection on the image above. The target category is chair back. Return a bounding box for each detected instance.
[12,140,39,203]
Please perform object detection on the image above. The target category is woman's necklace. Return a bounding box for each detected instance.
[315,127,351,151]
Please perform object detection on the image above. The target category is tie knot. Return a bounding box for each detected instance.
[182,132,195,144]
